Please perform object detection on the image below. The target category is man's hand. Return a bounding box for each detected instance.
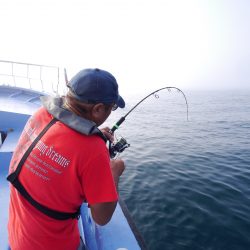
[100,127,114,142]
[110,159,125,178]
[110,159,125,191]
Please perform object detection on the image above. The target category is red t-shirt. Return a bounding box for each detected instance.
[8,108,118,250]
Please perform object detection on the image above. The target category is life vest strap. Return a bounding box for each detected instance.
[7,117,81,220]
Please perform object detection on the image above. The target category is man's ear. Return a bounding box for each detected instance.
[91,103,105,117]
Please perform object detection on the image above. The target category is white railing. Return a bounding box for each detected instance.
[0,60,65,95]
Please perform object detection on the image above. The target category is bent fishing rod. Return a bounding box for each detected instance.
[109,87,189,158]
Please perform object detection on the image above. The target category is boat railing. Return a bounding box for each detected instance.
[0,60,66,95]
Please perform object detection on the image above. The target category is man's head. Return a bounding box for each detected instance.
[66,68,125,125]
[67,68,125,108]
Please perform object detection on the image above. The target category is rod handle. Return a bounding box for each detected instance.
[110,117,125,133]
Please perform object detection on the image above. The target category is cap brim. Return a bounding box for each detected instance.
[116,95,125,108]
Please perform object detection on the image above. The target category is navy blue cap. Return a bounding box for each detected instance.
[68,68,125,108]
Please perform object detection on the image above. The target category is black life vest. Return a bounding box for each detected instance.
[7,117,107,220]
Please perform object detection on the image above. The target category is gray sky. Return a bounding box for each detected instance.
[0,0,249,93]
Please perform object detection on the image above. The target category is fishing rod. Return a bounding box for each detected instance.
[64,69,189,158]
[109,87,189,158]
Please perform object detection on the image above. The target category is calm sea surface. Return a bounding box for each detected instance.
[106,90,250,250]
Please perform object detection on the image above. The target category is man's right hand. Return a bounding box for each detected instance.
[110,159,125,180]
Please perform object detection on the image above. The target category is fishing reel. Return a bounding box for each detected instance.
[109,137,130,159]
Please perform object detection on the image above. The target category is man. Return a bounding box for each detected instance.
[7,68,126,250]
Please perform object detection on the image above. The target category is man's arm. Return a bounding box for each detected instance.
[90,159,125,225]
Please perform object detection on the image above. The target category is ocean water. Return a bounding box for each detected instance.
[106,90,250,250]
